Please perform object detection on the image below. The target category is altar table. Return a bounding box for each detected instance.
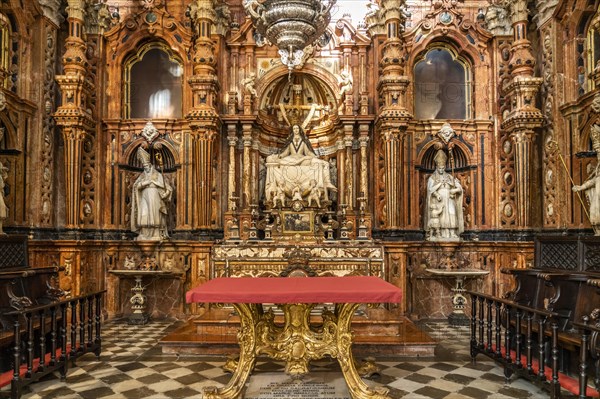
[186,276,402,399]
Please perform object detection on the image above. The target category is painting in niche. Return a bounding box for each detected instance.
[282,211,313,234]
[414,48,469,120]
[129,48,183,119]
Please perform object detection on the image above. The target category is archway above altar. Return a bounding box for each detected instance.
[223,69,372,243]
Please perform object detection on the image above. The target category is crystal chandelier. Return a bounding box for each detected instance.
[243,0,336,71]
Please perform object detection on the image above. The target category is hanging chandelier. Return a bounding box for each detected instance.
[243,0,336,71]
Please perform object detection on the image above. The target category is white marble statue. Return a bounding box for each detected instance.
[425,150,464,241]
[573,132,600,235]
[337,68,353,99]
[0,161,8,235]
[265,124,336,206]
[241,72,258,97]
[131,147,173,241]
[306,179,321,207]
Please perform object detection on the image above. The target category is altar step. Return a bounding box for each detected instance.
[159,308,436,357]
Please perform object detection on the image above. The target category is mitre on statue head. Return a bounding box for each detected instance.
[137,146,151,166]
[434,149,448,168]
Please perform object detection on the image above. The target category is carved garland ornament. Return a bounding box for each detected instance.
[40,27,58,225]
[541,29,557,226]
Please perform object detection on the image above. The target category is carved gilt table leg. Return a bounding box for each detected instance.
[205,302,391,399]
[203,303,259,399]
[335,303,392,399]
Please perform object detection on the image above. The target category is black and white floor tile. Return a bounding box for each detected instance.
[2,319,577,398]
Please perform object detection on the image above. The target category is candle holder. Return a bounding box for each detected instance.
[228,196,241,241]
[248,204,259,240]
[339,204,350,240]
[357,196,369,240]
[325,211,335,241]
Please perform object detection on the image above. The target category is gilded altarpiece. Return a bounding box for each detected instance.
[1,0,584,327]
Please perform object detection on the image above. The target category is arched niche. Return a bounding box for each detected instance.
[0,114,16,150]
[256,67,340,148]
[417,141,474,230]
[413,46,472,120]
[126,141,178,173]
[122,42,183,119]
[420,144,469,171]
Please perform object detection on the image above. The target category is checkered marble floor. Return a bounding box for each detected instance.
[2,319,578,398]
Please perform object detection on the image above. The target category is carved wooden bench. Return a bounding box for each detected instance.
[469,291,600,398]
[467,236,600,397]
[0,291,105,399]
[0,235,106,398]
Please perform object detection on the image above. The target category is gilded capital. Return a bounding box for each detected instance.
[511,0,528,24]
[65,0,85,20]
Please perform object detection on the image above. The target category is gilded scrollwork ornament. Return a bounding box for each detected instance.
[203,302,393,399]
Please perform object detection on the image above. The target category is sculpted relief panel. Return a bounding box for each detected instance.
[265,124,337,207]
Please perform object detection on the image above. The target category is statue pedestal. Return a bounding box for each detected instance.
[109,269,183,325]
[425,269,489,326]
[243,94,252,114]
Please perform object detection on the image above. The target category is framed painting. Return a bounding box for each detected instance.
[281,211,314,234]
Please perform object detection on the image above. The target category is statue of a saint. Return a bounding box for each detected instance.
[0,161,8,235]
[573,135,600,235]
[265,124,336,205]
[131,147,173,241]
[425,150,464,240]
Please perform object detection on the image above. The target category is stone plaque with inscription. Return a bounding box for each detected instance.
[245,372,351,399]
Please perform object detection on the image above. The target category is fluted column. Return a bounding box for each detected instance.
[186,0,221,229]
[375,0,411,229]
[500,0,543,228]
[54,0,94,228]
[511,130,536,226]
[242,124,252,209]
[336,138,346,206]
[227,124,238,211]
[343,125,354,210]
[223,123,239,240]
[62,127,85,227]
[357,124,372,239]
[383,130,401,228]
[251,136,260,205]
[197,130,217,227]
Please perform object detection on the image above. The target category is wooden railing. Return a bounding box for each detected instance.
[469,291,600,399]
[0,290,105,399]
[574,318,600,399]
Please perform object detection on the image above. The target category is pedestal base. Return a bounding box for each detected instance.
[128,312,150,325]
[447,312,469,327]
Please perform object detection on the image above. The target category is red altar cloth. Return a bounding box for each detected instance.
[186,276,402,304]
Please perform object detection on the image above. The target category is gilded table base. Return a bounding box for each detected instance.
[203,303,391,399]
